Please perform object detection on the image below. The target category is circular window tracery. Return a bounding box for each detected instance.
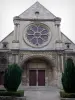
[23,23,51,47]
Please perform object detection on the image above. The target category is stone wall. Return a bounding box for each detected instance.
[19,51,63,87]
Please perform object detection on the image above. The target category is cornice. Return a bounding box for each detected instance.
[13,16,61,22]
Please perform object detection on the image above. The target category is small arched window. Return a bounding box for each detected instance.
[2,42,8,49]
[65,42,71,49]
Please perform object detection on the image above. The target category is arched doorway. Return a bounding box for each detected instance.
[21,57,55,86]
[28,59,46,86]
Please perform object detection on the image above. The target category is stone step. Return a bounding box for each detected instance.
[18,86,58,91]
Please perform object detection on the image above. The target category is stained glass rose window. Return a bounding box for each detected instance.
[23,23,51,47]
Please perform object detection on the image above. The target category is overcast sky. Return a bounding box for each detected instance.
[0,0,75,43]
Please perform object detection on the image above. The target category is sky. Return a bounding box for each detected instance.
[0,0,75,43]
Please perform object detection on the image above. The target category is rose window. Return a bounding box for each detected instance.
[26,24,50,46]
[23,23,51,47]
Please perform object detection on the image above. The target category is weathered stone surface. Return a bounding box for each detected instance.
[1,2,75,88]
[0,96,26,100]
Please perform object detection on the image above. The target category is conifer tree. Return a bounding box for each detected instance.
[4,64,22,91]
[62,58,75,93]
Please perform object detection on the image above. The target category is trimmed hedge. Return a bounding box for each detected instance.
[0,90,24,97]
[60,90,75,98]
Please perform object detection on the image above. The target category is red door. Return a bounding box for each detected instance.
[38,70,45,86]
[29,70,36,86]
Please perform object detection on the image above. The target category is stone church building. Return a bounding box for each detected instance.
[0,2,75,87]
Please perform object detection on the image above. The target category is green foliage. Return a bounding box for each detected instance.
[0,90,24,97]
[4,64,22,92]
[60,90,75,98]
[62,58,75,93]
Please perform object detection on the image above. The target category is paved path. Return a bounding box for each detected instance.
[24,87,60,100]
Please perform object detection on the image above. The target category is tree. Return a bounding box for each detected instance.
[4,64,22,91]
[62,58,75,93]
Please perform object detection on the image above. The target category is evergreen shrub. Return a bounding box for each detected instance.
[4,64,22,92]
[62,58,75,93]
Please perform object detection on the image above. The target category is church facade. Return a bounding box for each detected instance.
[0,2,75,87]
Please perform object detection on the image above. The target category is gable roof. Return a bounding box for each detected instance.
[0,2,56,42]
[0,31,13,43]
[19,1,56,19]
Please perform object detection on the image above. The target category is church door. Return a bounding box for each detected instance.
[29,70,45,86]
[38,70,45,86]
[29,70,36,86]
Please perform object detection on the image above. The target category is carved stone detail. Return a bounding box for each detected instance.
[19,51,57,68]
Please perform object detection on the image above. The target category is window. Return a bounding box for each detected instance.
[65,42,71,49]
[35,11,39,15]
[2,42,8,49]
[3,44,7,48]
[67,44,70,49]
[26,23,49,46]
[23,23,51,47]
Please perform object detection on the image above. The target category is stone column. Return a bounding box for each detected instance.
[54,17,61,40]
[12,16,20,49]
[57,54,64,72]
[36,70,38,86]
[14,23,18,41]
[57,54,60,72]
[12,17,20,65]
[13,19,20,41]
[55,17,63,50]
[56,54,61,87]
[12,51,19,64]
[61,55,64,72]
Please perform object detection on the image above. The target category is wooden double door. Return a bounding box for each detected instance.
[29,70,45,86]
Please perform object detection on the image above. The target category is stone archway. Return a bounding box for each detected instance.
[21,56,57,86]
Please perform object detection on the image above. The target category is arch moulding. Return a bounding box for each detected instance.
[19,51,57,69]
